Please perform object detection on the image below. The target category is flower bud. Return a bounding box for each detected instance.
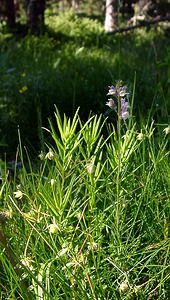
[45,149,55,160]
[137,132,144,141]
[86,163,95,175]
[49,223,60,234]
[14,190,23,200]
[163,126,170,135]
[50,179,56,186]
[119,281,129,294]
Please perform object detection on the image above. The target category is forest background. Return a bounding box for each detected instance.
[0,0,169,156]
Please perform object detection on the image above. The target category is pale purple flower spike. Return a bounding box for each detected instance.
[107,86,116,96]
[106,99,115,110]
[105,83,130,120]
[107,85,129,97]
[121,98,129,120]
[119,86,129,97]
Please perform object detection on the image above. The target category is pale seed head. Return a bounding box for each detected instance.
[49,223,60,234]
[163,126,170,135]
[86,163,95,175]
[119,281,129,294]
[137,132,144,141]
[50,179,56,186]
[45,149,55,160]
[14,190,23,200]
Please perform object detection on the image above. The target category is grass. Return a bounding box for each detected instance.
[0,99,170,299]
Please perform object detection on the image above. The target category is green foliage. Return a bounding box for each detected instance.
[46,10,105,46]
[0,108,169,299]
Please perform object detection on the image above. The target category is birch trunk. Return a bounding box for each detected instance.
[104,0,118,32]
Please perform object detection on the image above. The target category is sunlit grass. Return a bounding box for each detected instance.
[0,103,169,299]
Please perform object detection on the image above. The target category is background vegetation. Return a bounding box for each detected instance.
[0,1,170,157]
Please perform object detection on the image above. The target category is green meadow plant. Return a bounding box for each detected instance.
[0,81,169,299]
[46,9,105,47]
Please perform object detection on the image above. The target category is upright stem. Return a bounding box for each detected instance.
[116,96,121,234]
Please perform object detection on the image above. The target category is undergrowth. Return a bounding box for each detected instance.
[0,10,169,153]
[0,92,169,299]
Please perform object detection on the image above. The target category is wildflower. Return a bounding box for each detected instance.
[14,190,23,200]
[163,126,170,135]
[107,85,116,96]
[106,82,130,120]
[119,85,129,97]
[86,162,95,175]
[107,85,129,98]
[106,99,115,110]
[137,132,144,141]
[119,281,129,294]
[120,98,129,120]
[20,257,33,271]
[19,85,28,94]
[49,223,60,234]
[45,149,55,160]
[50,179,56,186]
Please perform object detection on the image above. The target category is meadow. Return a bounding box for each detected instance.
[0,9,170,300]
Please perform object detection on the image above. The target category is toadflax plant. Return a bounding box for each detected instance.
[105,81,131,233]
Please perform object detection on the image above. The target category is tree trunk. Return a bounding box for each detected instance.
[26,0,45,33]
[6,0,16,28]
[104,0,118,32]
[71,0,79,11]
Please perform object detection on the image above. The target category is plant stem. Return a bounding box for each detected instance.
[116,95,121,235]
